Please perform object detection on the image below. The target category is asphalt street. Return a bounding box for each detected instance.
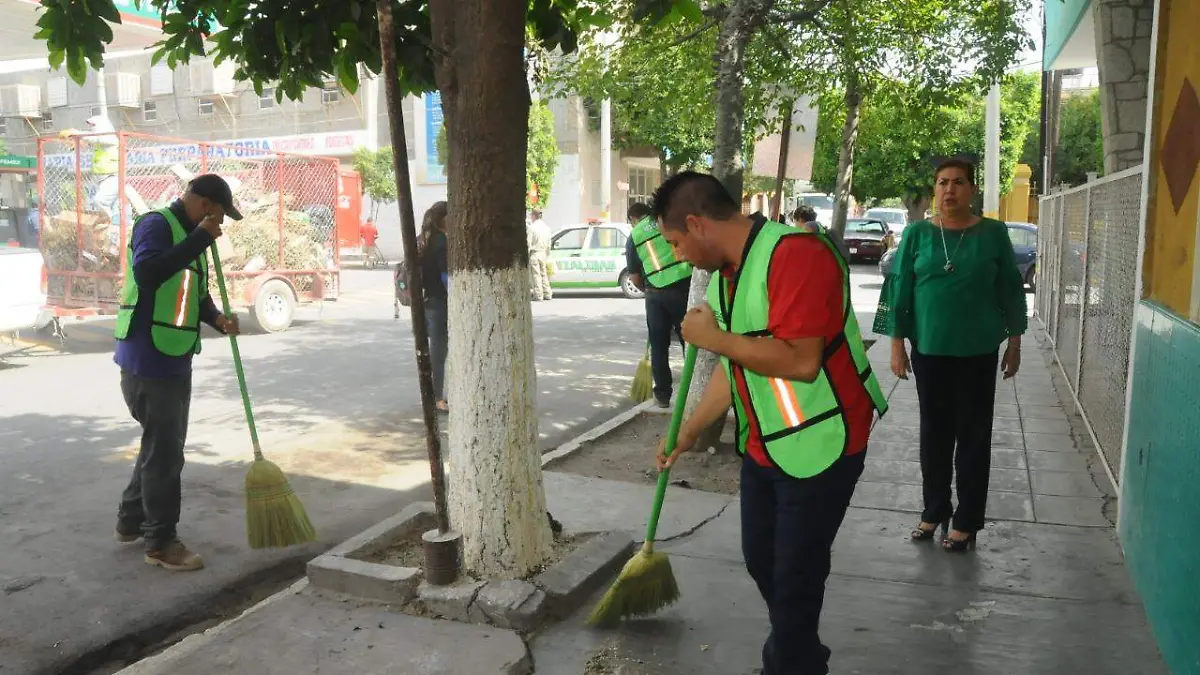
[0,264,887,675]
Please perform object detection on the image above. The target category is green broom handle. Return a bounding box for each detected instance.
[644,344,699,545]
[209,246,263,460]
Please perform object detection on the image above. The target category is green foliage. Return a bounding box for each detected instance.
[526,100,559,208]
[1053,90,1104,187]
[812,71,1041,209]
[433,101,557,209]
[36,0,605,97]
[352,147,398,220]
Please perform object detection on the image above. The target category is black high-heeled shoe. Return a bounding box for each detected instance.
[942,530,977,552]
[910,519,949,541]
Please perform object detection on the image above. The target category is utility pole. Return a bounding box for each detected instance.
[984,82,1001,217]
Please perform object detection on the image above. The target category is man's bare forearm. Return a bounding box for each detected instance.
[712,332,821,383]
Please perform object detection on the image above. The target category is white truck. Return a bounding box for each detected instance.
[0,246,47,353]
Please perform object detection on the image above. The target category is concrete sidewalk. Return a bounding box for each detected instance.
[113,330,1165,674]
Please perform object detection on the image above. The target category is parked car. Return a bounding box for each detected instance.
[877,221,1039,292]
[0,245,47,341]
[548,221,643,299]
[1005,221,1038,291]
[842,218,895,263]
[865,207,908,237]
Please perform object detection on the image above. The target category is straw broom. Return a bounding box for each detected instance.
[210,247,317,549]
[629,341,653,403]
[588,344,698,627]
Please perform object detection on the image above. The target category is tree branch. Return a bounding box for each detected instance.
[671,19,717,47]
[773,0,835,26]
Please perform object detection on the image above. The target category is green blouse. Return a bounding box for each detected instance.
[875,218,1028,357]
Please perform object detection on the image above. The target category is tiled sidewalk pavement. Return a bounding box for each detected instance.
[861,328,1115,528]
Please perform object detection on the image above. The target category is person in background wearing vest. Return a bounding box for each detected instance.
[653,172,888,675]
[527,209,553,301]
[625,202,691,408]
[112,174,243,572]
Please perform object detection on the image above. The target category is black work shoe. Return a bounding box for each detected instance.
[654,397,670,409]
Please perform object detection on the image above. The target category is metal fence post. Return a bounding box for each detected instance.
[1074,185,1093,396]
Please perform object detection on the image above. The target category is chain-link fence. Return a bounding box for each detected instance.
[37,131,341,313]
[1036,166,1143,483]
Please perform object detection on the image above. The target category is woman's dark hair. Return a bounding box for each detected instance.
[628,202,654,222]
[418,201,448,252]
[935,159,977,185]
[793,205,818,223]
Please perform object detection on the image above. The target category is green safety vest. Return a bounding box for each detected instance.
[114,208,208,357]
[707,220,889,479]
[631,217,692,288]
[93,145,118,176]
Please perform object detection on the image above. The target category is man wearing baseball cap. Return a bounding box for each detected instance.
[112,174,242,571]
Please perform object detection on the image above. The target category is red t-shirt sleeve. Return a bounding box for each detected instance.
[766,236,844,341]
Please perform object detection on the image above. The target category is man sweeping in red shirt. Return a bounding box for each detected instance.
[653,171,888,675]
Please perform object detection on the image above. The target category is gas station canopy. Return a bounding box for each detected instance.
[0,0,162,64]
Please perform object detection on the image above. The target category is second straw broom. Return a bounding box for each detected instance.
[210,246,317,549]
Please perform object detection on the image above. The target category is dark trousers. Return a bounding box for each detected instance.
[741,450,865,675]
[117,371,192,551]
[910,349,999,533]
[645,285,688,401]
[424,295,449,400]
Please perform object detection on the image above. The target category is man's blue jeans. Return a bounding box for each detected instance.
[644,284,688,402]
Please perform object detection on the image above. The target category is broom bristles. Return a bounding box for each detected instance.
[245,457,317,549]
[630,357,654,403]
[586,549,679,627]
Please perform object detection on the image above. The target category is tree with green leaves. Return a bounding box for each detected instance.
[781,0,1032,235]
[39,0,609,578]
[1052,90,1104,187]
[812,71,1041,221]
[351,146,398,221]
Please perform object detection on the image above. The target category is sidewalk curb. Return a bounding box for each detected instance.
[113,580,308,675]
[540,399,656,467]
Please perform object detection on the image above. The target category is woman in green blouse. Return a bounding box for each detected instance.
[877,159,1027,552]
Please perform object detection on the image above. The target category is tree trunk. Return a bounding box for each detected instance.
[430,0,553,578]
[902,193,931,223]
[682,0,773,449]
[830,78,861,238]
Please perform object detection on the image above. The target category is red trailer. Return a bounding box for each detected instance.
[37,131,342,335]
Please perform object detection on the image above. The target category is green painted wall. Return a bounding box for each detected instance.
[1121,301,1200,674]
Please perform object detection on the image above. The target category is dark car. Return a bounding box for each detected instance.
[842,218,894,263]
[878,221,1039,292]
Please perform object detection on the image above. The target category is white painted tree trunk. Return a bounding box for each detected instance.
[447,266,553,578]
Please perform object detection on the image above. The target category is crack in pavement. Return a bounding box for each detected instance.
[654,500,734,544]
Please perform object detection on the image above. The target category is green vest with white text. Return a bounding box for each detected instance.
[114,208,207,357]
[707,220,888,478]
[631,217,692,288]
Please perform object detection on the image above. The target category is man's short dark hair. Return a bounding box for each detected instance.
[628,202,653,222]
[651,171,741,232]
[794,205,818,223]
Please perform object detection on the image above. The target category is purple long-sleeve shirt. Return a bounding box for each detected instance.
[114,200,223,378]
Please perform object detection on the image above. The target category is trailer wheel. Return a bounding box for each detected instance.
[249,279,296,333]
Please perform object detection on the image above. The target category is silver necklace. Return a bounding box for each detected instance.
[937,219,965,273]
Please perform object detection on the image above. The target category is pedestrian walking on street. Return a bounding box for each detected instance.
[112,174,243,572]
[625,201,690,408]
[652,172,888,675]
[527,209,553,301]
[360,218,384,267]
[420,201,451,413]
[875,158,1028,552]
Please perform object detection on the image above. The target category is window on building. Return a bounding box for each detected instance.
[321,84,340,104]
[89,106,102,117]
[627,167,658,210]
[41,112,54,132]
[198,99,214,117]
[150,64,174,96]
[142,100,157,122]
[259,87,276,110]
